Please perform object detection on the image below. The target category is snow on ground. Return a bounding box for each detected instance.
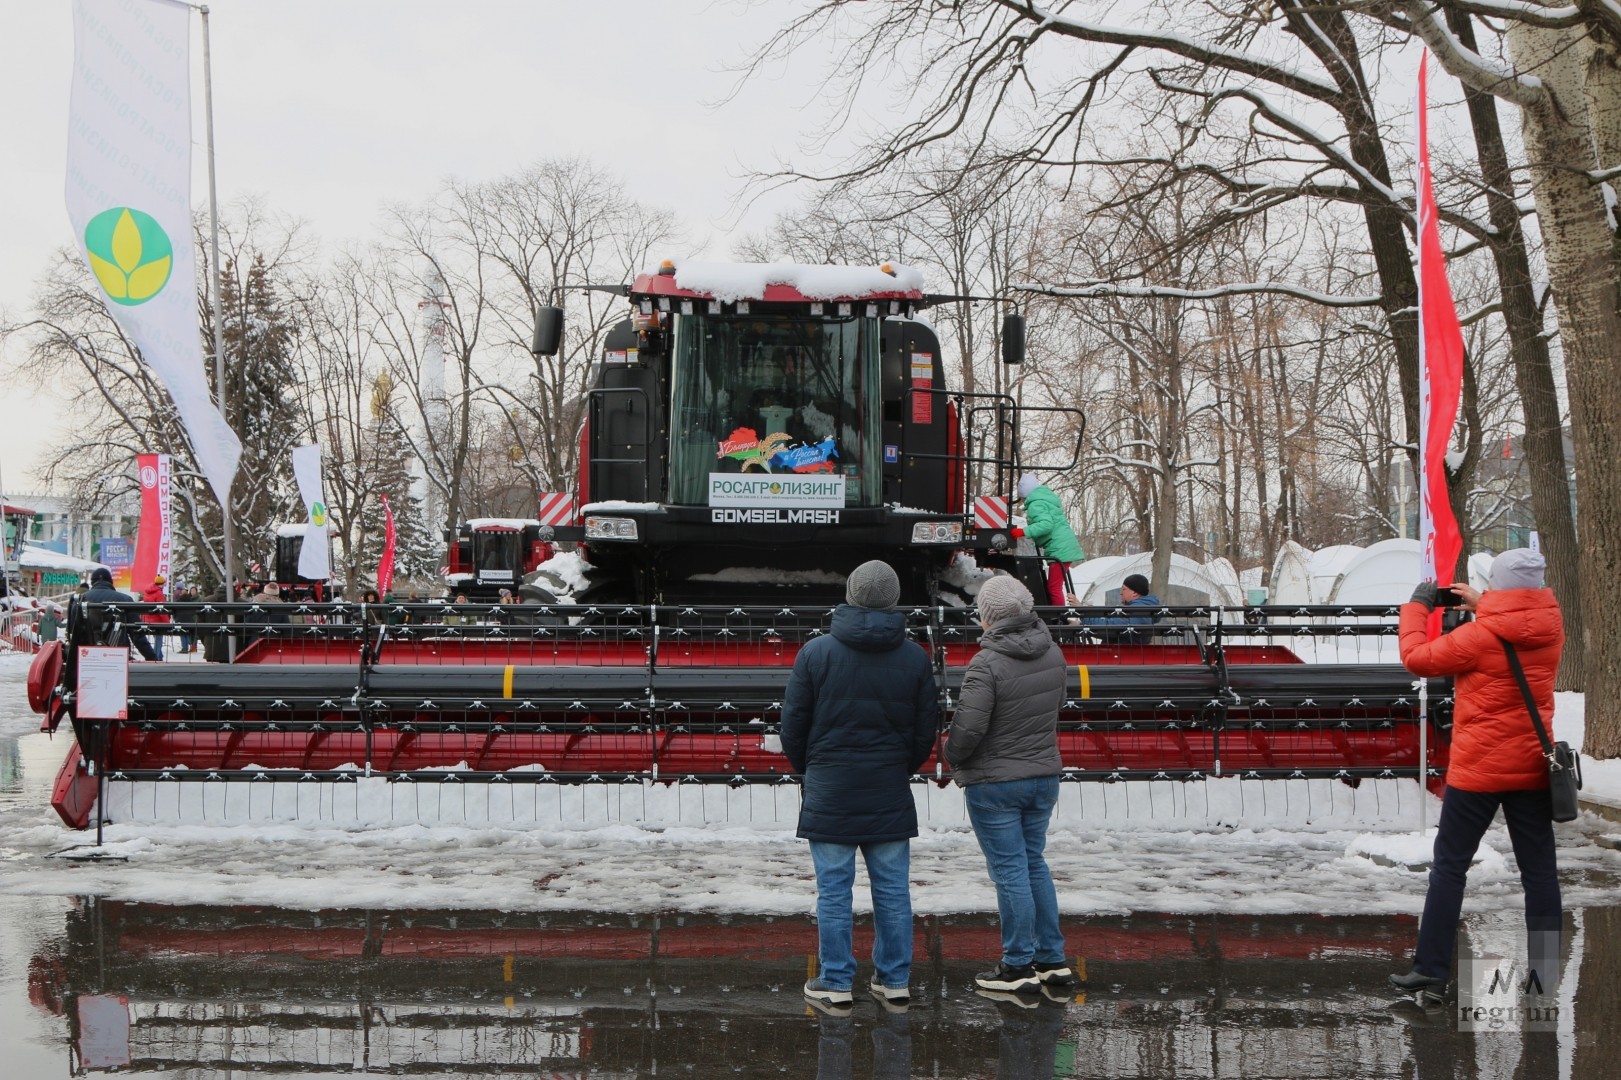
[1,655,1617,918]
[1552,691,1621,803]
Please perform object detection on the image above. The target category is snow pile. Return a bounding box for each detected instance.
[667,260,925,302]
[533,550,593,596]
[1345,827,1506,872]
[1556,691,1621,803]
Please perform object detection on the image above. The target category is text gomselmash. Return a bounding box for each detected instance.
[709,508,842,524]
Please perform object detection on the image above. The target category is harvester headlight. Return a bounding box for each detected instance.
[911,521,963,545]
[585,515,639,541]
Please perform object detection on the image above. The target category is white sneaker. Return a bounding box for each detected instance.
[869,980,910,1008]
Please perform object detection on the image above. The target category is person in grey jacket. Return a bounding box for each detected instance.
[946,574,1076,996]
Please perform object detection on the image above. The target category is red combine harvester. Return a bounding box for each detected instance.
[26,260,1451,829]
[443,518,557,601]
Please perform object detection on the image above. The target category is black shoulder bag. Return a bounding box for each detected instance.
[1499,638,1582,823]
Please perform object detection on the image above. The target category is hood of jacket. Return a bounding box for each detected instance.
[1127,594,1160,608]
[1472,588,1562,649]
[830,603,908,652]
[979,612,1055,661]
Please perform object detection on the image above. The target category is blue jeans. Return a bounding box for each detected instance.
[809,839,913,990]
[1413,785,1561,979]
[965,776,1065,968]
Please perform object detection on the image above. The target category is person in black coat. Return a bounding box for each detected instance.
[781,560,938,1011]
[83,568,159,660]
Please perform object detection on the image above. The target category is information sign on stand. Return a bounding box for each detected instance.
[76,646,129,720]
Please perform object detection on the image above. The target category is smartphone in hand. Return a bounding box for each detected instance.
[1435,586,1464,608]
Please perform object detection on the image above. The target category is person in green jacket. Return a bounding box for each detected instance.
[1016,474,1085,606]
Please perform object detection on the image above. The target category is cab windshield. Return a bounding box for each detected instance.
[667,314,880,506]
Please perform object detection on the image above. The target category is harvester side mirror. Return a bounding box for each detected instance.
[531,305,564,357]
[1002,312,1025,365]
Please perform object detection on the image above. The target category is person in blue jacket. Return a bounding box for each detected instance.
[781,560,939,1012]
[1084,574,1161,626]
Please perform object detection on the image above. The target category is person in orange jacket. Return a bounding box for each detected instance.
[139,573,172,661]
[1388,548,1564,1001]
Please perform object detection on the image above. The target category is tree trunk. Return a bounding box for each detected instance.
[1449,9,1586,690]
[1508,20,1621,756]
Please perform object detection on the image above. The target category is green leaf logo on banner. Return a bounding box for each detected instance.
[310,501,328,527]
[84,207,173,305]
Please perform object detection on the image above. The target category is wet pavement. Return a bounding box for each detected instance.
[0,894,1616,1078]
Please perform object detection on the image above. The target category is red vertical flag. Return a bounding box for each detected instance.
[377,496,397,597]
[132,453,172,594]
[1416,56,1465,630]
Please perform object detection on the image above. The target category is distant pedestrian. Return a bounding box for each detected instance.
[781,560,939,1011]
[37,603,62,643]
[946,574,1076,995]
[1389,549,1565,1001]
[1015,474,1085,606]
[84,567,158,660]
[140,573,171,660]
[242,581,291,647]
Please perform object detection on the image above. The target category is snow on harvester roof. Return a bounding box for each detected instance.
[634,259,927,304]
[465,518,541,531]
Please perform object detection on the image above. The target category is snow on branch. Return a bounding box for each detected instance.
[1394,1,1547,108]
[1016,280,1384,308]
[1004,0,1343,102]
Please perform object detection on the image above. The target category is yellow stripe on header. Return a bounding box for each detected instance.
[502,665,515,699]
[1077,665,1091,699]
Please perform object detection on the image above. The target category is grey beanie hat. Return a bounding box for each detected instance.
[977,574,1035,624]
[846,560,901,609]
[1489,548,1546,591]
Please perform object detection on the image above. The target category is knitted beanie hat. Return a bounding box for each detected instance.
[1017,473,1041,498]
[1489,548,1546,590]
[845,560,901,609]
[1122,573,1151,597]
[977,574,1035,624]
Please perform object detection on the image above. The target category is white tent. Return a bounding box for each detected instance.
[1064,555,1129,605]
[1080,552,1240,606]
[1269,540,1315,605]
[1201,557,1247,607]
[1326,539,1422,605]
[1467,551,1493,592]
[1309,545,1363,603]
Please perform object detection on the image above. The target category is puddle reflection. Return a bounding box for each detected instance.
[14,897,1615,1077]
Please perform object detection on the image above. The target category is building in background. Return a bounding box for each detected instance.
[14,492,140,563]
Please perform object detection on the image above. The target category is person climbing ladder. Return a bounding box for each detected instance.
[1016,474,1085,607]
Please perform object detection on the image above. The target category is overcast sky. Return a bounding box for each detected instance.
[1,0,846,493]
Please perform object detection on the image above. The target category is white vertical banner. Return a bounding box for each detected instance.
[291,443,331,580]
[65,0,241,507]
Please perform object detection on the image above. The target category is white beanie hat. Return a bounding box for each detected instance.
[1489,548,1546,590]
[1017,473,1041,498]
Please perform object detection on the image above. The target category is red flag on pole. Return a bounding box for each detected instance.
[1416,55,1465,634]
[377,495,397,597]
[132,453,172,594]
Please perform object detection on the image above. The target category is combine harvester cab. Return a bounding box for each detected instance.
[444,518,558,602]
[26,260,1455,831]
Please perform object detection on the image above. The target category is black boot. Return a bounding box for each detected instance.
[1389,970,1447,1003]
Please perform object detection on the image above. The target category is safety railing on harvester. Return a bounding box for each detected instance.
[33,597,1452,831]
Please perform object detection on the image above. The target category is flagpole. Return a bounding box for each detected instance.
[198,5,236,605]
